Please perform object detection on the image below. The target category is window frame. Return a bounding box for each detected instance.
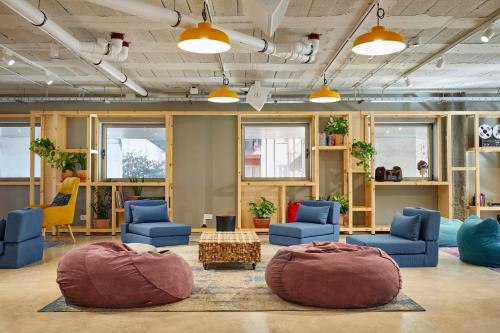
[241,122,311,181]
[374,121,434,181]
[0,122,41,180]
[100,122,167,181]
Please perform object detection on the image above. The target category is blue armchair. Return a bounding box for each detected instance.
[347,207,440,267]
[269,200,340,246]
[0,208,43,268]
[121,200,191,246]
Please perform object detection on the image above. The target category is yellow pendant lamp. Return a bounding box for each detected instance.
[309,76,341,103]
[178,4,230,54]
[208,76,239,103]
[352,3,406,56]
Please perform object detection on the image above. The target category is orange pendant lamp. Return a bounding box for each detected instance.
[208,75,239,103]
[352,3,406,56]
[309,75,341,103]
[178,3,230,54]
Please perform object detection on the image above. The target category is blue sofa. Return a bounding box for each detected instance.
[121,200,191,246]
[0,208,43,268]
[347,207,440,267]
[269,200,340,246]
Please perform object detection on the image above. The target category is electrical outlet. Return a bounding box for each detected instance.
[80,215,87,221]
[203,214,213,220]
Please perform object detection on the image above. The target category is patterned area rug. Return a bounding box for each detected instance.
[441,247,500,273]
[40,243,425,312]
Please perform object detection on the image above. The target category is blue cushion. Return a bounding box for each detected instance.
[269,222,333,238]
[0,219,5,241]
[457,216,500,268]
[295,205,330,224]
[124,200,168,223]
[0,241,4,256]
[128,222,191,237]
[130,204,168,223]
[302,200,340,225]
[403,207,440,241]
[346,234,426,255]
[390,213,421,241]
[439,217,462,247]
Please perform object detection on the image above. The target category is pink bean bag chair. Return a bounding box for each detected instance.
[266,242,401,308]
[57,242,193,308]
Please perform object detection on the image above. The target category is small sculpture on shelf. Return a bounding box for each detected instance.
[417,160,429,179]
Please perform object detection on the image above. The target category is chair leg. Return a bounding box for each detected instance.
[55,226,60,240]
[42,227,46,239]
[67,225,76,243]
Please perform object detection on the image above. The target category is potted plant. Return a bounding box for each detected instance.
[29,138,55,159]
[90,187,112,229]
[75,153,87,181]
[351,140,376,179]
[249,197,277,228]
[51,151,77,180]
[129,176,144,200]
[325,116,349,145]
[328,193,349,226]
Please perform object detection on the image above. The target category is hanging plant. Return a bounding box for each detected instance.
[30,138,55,159]
[351,140,376,179]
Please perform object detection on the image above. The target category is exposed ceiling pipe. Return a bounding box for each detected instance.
[2,95,500,104]
[84,0,318,64]
[0,0,148,97]
[383,7,500,90]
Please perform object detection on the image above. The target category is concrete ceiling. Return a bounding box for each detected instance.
[0,0,500,97]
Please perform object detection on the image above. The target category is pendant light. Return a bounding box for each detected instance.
[178,2,231,54]
[352,3,406,56]
[309,75,341,103]
[208,75,239,103]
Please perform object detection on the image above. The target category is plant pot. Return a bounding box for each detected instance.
[254,218,270,229]
[129,196,142,201]
[339,214,348,227]
[334,134,344,145]
[216,216,236,232]
[93,218,110,229]
[62,169,74,180]
[76,170,87,181]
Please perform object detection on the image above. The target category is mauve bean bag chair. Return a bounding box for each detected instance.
[266,242,401,308]
[57,242,193,308]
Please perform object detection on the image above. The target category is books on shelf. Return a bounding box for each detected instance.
[115,191,124,209]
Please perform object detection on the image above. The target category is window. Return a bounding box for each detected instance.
[103,124,166,179]
[0,125,40,178]
[374,123,433,179]
[243,124,310,179]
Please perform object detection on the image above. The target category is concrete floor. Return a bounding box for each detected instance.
[0,235,499,333]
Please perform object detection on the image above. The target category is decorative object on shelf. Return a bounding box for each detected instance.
[309,75,341,103]
[287,201,303,223]
[90,186,112,229]
[178,2,230,54]
[115,191,124,209]
[327,193,348,226]
[249,196,277,228]
[417,160,429,178]
[216,215,236,232]
[129,176,144,200]
[478,123,500,147]
[351,140,376,179]
[324,116,348,145]
[352,2,406,56]
[472,193,486,207]
[318,133,327,146]
[75,152,87,181]
[375,166,403,182]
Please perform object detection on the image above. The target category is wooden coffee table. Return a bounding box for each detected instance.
[198,231,261,270]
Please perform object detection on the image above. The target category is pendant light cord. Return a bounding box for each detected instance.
[323,74,328,86]
[202,1,208,22]
[222,74,229,86]
[376,2,385,26]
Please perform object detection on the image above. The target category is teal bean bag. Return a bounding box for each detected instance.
[438,217,462,247]
[457,215,500,268]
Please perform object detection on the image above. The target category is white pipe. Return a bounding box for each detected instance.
[0,0,147,96]
[84,0,318,63]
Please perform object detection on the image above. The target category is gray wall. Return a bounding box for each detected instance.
[172,116,237,228]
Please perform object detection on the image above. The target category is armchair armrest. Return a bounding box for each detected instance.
[5,208,43,242]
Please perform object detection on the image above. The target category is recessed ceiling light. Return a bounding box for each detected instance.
[481,27,495,43]
[7,58,15,66]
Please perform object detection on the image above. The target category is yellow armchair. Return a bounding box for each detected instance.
[42,177,80,243]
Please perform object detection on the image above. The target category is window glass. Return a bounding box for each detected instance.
[374,124,432,178]
[104,126,166,179]
[243,125,308,179]
[0,125,40,178]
